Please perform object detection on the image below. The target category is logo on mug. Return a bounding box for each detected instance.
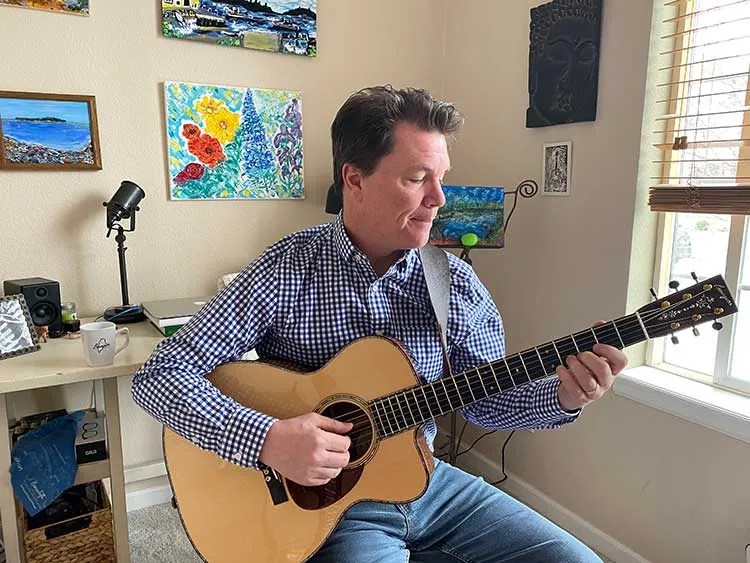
[93,338,110,355]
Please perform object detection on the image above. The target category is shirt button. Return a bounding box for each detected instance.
[375,330,384,336]
[233,452,242,461]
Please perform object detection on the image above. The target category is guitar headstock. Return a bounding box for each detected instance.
[637,275,738,340]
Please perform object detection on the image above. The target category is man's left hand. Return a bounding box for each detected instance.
[556,323,629,411]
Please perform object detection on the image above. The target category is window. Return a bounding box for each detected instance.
[648,0,750,394]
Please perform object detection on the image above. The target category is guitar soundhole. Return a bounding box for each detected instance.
[287,400,372,510]
[320,400,373,465]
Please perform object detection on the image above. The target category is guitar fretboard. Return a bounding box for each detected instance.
[369,313,648,437]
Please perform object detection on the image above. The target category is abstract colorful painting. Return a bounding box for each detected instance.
[165,81,303,200]
[0,91,101,170]
[430,186,505,248]
[162,0,317,57]
[0,0,89,15]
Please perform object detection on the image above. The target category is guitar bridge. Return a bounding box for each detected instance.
[260,463,288,505]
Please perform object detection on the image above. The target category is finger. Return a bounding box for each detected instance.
[320,450,350,469]
[592,344,629,375]
[315,414,354,435]
[556,365,588,406]
[311,466,342,481]
[577,351,614,389]
[592,320,606,327]
[322,430,351,453]
[566,355,598,394]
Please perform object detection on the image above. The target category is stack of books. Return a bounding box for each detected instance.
[141,296,211,337]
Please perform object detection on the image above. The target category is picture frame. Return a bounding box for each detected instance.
[0,295,40,362]
[0,0,89,16]
[430,185,505,248]
[0,91,102,170]
[542,141,572,196]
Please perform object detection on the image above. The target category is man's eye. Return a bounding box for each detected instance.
[410,178,425,183]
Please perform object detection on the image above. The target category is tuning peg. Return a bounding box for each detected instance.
[671,334,680,345]
[692,326,700,336]
[668,280,680,291]
[690,272,699,283]
[712,320,723,331]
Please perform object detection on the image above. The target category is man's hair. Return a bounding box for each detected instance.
[331,85,464,196]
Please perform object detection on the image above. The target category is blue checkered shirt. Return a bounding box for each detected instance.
[131,214,577,470]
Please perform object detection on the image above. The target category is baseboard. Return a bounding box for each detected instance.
[124,461,171,512]
[456,446,651,563]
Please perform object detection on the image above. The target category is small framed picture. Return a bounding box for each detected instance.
[0,295,40,361]
[542,141,572,196]
[0,90,102,170]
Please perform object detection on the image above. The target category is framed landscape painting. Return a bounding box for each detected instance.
[0,91,101,170]
[162,0,317,57]
[430,185,505,248]
[0,0,89,16]
[165,81,303,200]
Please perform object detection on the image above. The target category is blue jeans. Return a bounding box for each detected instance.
[310,459,600,563]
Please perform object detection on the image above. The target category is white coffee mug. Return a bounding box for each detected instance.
[80,321,130,367]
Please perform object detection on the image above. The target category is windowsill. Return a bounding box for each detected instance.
[613,366,750,444]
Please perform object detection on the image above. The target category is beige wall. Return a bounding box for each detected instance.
[0,1,444,461]
[443,2,750,563]
[2,1,749,561]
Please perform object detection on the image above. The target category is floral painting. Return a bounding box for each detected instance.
[430,186,505,248]
[164,81,303,200]
[0,0,89,15]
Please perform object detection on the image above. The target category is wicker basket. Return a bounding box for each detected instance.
[22,481,115,563]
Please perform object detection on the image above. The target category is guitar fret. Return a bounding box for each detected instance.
[534,347,546,374]
[451,377,466,407]
[378,400,394,435]
[503,358,516,387]
[634,311,649,339]
[441,379,456,410]
[489,362,502,391]
[611,320,625,348]
[571,334,580,353]
[411,389,426,422]
[432,384,448,415]
[387,397,402,433]
[464,373,477,403]
[402,393,416,426]
[388,396,405,431]
[476,367,488,398]
[371,401,385,436]
[551,340,563,364]
[422,387,437,417]
[517,353,532,383]
[590,328,599,344]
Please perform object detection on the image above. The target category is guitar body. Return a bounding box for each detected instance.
[163,337,435,562]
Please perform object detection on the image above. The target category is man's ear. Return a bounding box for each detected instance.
[342,163,365,203]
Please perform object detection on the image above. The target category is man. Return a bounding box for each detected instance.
[133,85,627,562]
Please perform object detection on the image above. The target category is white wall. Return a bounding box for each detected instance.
[443,2,750,562]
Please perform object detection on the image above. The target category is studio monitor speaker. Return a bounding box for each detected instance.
[3,277,63,335]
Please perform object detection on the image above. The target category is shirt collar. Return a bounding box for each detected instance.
[331,212,419,276]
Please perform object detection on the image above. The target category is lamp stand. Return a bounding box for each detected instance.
[103,224,145,324]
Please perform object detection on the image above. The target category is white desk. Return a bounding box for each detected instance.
[0,320,162,563]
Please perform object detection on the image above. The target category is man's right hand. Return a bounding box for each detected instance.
[258,413,353,486]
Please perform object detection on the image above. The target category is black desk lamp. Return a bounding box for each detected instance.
[102,180,146,324]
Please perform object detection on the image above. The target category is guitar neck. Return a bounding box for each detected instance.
[370,313,647,438]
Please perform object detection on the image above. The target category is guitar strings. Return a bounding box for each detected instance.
[331,304,715,440]
[320,287,722,441]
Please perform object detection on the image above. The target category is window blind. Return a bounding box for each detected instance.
[648,0,750,214]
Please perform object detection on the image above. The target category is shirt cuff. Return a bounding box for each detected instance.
[532,377,581,423]
[219,404,277,470]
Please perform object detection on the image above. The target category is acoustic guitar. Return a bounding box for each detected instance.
[163,275,737,562]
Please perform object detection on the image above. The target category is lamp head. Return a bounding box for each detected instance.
[105,180,145,225]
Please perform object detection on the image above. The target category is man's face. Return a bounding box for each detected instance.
[346,122,450,254]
